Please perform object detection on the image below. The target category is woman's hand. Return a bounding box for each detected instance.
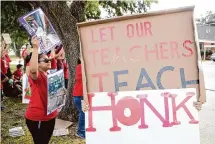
[193,101,202,111]
[81,100,89,112]
[31,36,39,49]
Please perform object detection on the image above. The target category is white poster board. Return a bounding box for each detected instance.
[2,33,12,44]
[47,69,66,115]
[22,73,30,104]
[85,88,200,144]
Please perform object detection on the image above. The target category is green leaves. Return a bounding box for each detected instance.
[1,1,30,55]
[85,1,101,20]
[84,0,157,20]
[196,11,215,25]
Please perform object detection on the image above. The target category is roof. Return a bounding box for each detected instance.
[197,25,215,42]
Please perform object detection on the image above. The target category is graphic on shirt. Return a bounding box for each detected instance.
[18,8,61,53]
[47,69,66,115]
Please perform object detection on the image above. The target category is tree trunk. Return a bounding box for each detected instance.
[36,1,86,122]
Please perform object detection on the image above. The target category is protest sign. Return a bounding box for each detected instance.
[47,69,65,115]
[85,88,200,144]
[22,73,30,104]
[2,33,12,44]
[78,6,205,144]
[77,6,205,102]
[18,8,61,53]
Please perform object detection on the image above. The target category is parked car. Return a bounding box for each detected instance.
[211,53,215,62]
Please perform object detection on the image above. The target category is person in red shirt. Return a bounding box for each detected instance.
[4,51,11,67]
[1,41,8,75]
[4,51,11,64]
[13,64,23,81]
[25,37,61,144]
[73,58,85,139]
[22,45,30,60]
[3,50,12,78]
[1,57,7,74]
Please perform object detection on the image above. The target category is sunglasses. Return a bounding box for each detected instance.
[39,58,52,63]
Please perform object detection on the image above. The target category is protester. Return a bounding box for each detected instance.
[1,55,7,75]
[4,50,11,72]
[1,40,8,75]
[13,64,23,81]
[22,44,31,60]
[47,45,65,74]
[56,45,65,60]
[73,58,85,139]
[1,71,22,98]
[25,37,61,144]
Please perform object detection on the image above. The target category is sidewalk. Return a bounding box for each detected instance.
[202,61,215,91]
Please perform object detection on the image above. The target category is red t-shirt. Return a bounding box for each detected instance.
[73,64,83,96]
[1,58,8,74]
[25,72,57,121]
[4,53,11,63]
[13,69,23,80]
[22,49,28,58]
[3,53,11,68]
[63,61,69,79]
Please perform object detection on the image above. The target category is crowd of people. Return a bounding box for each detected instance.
[1,36,85,143]
[1,40,23,110]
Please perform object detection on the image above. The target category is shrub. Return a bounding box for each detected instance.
[201,50,213,57]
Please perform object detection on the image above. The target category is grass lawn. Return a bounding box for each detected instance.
[9,55,17,61]
[1,97,85,144]
[10,64,16,72]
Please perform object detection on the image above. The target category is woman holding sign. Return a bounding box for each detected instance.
[25,36,60,144]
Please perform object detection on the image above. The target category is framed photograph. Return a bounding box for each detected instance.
[47,69,66,115]
[2,33,12,44]
[18,8,61,53]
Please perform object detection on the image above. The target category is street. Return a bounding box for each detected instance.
[200,61,215,144]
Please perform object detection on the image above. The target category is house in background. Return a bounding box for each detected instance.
[197,24,215,59]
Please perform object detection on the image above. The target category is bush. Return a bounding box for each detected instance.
[201,50,213,57]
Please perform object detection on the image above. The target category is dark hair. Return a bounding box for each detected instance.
[47,50,51,55]
[17,64,23,69]
[78,58,81,64]
[38,53,46,63]
[25,53,46,64]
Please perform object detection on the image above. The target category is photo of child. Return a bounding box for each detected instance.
[19,8,61,53]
